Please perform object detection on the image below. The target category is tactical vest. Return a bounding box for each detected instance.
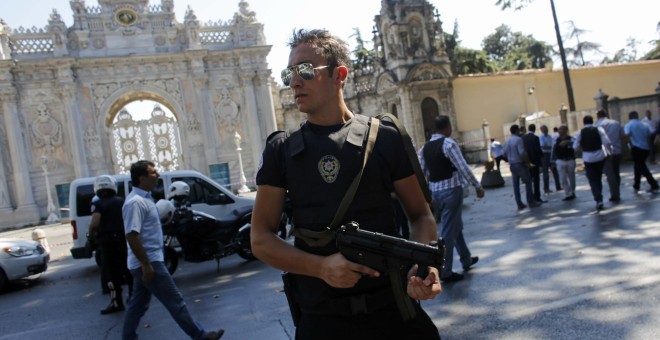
[283,114,395,255]
[580,126,602,152]
[555,136,575,160]
[422,138,456,181]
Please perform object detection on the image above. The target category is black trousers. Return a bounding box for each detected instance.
[98,240,133,295]
[529,165,541,201]
[295,301,440,340]
[584,159,605,203]
[631,146,659,190]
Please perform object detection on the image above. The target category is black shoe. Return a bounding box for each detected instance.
[529,201,542,208]
[100,302,125,315]
[596,201,604,211]
[537,199,548,203]
[517,203,527,210]
[463,256,479,271]
[441,272,464,283]
[609,197,621,202]
[206,329,225,340]
[562,194,576,201]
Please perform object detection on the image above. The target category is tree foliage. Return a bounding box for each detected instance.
[640,21,660,60]
[349,28,375,72]
[481,24,553,71]
[562,20,601,66]
[445,21,495,75]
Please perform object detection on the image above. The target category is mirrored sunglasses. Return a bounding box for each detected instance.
[281,63,330,86]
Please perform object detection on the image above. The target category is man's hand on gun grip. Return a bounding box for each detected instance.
[406,264,441,300]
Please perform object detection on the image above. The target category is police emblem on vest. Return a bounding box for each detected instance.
[318,155,340,183]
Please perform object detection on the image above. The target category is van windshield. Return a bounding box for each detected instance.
[172,177,233,205]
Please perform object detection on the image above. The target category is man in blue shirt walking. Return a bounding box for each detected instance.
[624,111,659,193]
[122,160,224,340]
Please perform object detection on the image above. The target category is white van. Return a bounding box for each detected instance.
[68,170,255,259]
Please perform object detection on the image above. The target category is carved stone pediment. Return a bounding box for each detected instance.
[408,64,448,82]
[376,71,397,94]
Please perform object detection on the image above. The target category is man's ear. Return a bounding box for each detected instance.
[336,66,348,82]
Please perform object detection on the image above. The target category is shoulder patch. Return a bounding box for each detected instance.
[266,130,285,142]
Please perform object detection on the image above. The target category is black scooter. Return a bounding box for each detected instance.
[161,202,254,275]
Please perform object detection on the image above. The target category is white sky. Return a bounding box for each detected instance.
[1,0,658,85]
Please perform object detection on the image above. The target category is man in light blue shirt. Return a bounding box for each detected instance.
[539,125,561,194]
[503,124,539,210]
[595,110,624,201]
[489,138,505,172]
[624,111,659,193]
[122,160,224,340]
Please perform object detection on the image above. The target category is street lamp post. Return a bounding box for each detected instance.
[233,131,251,194]
[40,155,60,224]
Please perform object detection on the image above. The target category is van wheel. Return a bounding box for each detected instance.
[164,246,178,275]
[236,226,256,261]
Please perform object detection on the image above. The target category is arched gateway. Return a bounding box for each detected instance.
[0,1,277,226]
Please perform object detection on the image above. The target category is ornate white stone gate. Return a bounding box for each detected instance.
[0,1,277,227]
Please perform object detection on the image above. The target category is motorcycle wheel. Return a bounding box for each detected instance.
[236,225,256,261]
[163,246,179,275]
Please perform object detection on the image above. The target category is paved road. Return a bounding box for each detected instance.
[1,160,659,339]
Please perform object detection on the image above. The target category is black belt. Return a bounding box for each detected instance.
[300,287,396,316]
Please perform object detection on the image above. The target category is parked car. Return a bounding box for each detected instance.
[0,238,50,291]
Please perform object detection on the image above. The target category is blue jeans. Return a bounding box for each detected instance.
[509,163,534,206]
[432,186,472,277]
[122,261,207,340]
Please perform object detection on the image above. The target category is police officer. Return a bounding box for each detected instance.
[88,175,132,314]
[251,29,441,339]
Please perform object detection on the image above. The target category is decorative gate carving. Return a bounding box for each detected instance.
[111,104,181,173]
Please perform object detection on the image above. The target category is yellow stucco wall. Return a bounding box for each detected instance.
[453,60,660,140]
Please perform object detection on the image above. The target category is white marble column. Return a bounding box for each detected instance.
[60,84,89,178]
[253,71,278,142]
[194,77,220,166]
[0,151,12,212]
[240,74,263,176]
[0,88,40,222]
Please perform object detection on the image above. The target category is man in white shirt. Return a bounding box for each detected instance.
[573,115,612,211]
[595,110,624,202]
[489,138,505,172]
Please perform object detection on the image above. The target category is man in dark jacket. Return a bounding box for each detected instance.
[522,124,545,203]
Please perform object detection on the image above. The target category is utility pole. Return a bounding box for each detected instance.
[550,0,576,111]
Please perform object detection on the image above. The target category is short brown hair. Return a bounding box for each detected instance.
[288,29,351,75]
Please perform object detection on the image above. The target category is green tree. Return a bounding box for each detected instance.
[641,21,660,60]
[563,20,601,66]
[349,28,375,72]
[445,21,495,75]
[481,24,552,71]
[602,37,642,64]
